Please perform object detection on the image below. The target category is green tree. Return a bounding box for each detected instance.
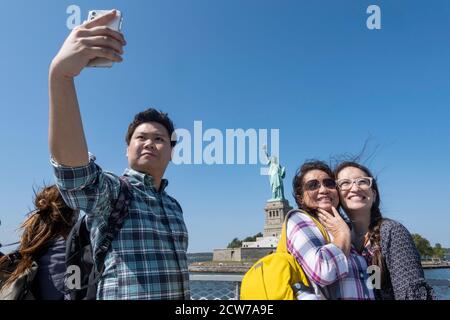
[227,238,242,248]
[227,232,264,248]
[433,243,445,259]
[242,232,263,242]
[411,233,433,258]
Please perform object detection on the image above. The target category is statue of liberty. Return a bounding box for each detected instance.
[263,145,286,201]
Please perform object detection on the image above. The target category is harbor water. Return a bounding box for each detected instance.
[190,269,450,300]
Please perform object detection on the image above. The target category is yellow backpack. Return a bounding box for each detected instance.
[240,209,330,300]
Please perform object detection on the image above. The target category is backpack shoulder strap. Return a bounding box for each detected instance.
[0,250,39,300]
[93,176,132,274]
[277,209,330,254]
[307,212,331,243]
[276,211,295,254]
[279,209,332,299]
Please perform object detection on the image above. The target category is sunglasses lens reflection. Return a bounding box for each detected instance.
[304,179,336,191]
[305,180,320,191]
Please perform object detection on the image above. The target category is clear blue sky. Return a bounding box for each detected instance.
[1,0,449,252]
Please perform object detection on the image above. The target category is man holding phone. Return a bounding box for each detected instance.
[49,10,190,300]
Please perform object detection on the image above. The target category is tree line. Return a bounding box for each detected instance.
[411,234,448,260]
[227,232,449,260]
[227,232,263,248]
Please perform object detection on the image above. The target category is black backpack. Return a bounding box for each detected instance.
[64,176,131,300]
[0,251,38,300]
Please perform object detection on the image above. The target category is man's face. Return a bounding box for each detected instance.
[126,122,173,178]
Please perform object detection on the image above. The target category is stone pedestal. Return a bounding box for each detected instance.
[212,199,294,262]
[263,199,293,238]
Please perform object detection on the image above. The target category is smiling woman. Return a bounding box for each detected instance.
[285,160,375,300]
[335,161,434,300]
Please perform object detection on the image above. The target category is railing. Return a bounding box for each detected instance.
[427,279,450,286]
[189,274,450,300]
[189,274,243,300]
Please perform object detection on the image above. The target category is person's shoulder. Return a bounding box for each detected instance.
[380,219,414,250]
[102,170,121,181]
[380,219,410,235]
[166,194,183,213]
[287,209,314,224]
[97,170,123,191]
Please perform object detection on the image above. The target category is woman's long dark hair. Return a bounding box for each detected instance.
[0,185,77,289]
[335,161,387,285]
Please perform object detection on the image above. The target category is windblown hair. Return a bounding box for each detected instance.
[0,185,77,289]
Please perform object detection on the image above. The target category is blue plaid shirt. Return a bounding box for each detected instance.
[52,154,190,300]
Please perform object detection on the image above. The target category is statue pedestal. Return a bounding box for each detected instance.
[263,199,293,238]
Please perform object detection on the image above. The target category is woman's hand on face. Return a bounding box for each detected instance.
[317,207,351,256]
[317,207,350,239]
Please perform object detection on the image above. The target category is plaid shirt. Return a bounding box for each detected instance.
[52,154,190,300]
[287,211,375,300]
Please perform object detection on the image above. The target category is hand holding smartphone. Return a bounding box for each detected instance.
[86,10,123,68]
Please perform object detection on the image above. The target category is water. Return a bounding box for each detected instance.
[424,268,450,300]
[189,269,450,300]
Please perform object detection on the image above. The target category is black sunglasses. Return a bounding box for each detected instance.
[304,178,337,191]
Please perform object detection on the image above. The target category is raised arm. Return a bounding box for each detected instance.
[49,10,126,166]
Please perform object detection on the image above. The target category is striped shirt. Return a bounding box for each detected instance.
[287,211,375,300]
[52,154,190,300]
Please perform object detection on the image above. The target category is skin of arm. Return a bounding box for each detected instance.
[49,10,125,167]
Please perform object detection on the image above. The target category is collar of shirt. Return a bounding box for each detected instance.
[123,167,169,193]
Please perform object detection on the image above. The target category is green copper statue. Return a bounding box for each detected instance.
[263,145,286,201]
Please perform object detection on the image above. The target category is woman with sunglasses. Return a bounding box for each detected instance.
[288,160,375,299]
[331,161,434,300]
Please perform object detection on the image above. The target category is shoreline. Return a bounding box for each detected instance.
[188,261,450,273]
[422,262,450,269]
[188,261,252,274]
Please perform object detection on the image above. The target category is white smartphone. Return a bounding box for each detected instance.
[86,10,123,68]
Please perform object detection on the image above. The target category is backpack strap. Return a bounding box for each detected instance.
[307,212,331,243]
[5,251,22,264]
[277,209,330,254]
[87,177,132,292]
[277,209,332,299]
